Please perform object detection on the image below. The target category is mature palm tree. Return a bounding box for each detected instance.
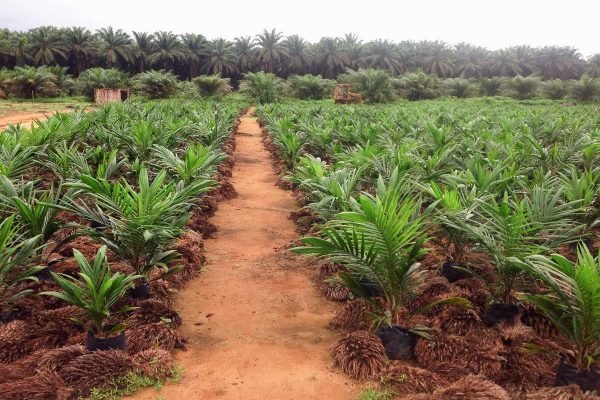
[181,33,206,80]
[396,40,418,72]
[536,46,584,79]
[490,49,522,77]
[233,36,256,74]
[587,54,600,78]
[453,42,488,78]
[204,38,236,76]
[132,32,154,73]
[421,41,454,77]
[363,39,402,74]
[27,26,68,66]
[315,37,348,79]
[282,35,310,76]
[65,27,96,75]
[511,45,537,76]
[96,27,133,68]
[255,29,287,73]
[148,31,184,71]
[341,33,363,69]
[1,31,28,66]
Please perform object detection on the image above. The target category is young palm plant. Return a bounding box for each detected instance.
[0,175,68,243]
[62,166,212,283]
[0,216,43,319]
[519,245,600,389]
[153,143,225,184]
[293,170,428,326]
[41,246,140,350]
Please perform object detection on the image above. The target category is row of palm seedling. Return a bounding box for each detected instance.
[258,98,600,393]
[0,98,243,361]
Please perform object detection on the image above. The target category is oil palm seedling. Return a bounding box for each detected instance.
[41,246,140,350]
[293,170,428,326]
[422,181,477,281]
[0,216,43,320]
[61,166,212,284]
[0,176,68,243]
[153,143,225,184]
[519,245,600,389]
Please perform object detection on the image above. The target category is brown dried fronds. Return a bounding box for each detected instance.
[289,208,321,234]
[414,334,466,368]
[322,282,350,301]
[526,385,600,400]
[451,278,490,308]
[330,300,371,331]
[0,320,34,362]
[0,368,75,400]
[59,350,134,396]
[199,195,218,217]
[132,349,175,381]
[433,374,510,399]
[0,363,31,384]
[186,212,218,239]
[331,331,388,379]
[34,345,88,372]
[126,299,182,328]
[383,361,449,395]
[520,303,558,339]
[171,230,206,281]
[437,305,482,335]
[414,330,504,378]
[218,179,237,200]
[126,322,179,354]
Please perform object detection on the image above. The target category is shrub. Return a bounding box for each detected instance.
[287,74,334,100]
[192,75,232,97]
[174,80,201,100]
[479,77,504,97]
[503,75,540,100]
[443,78,475,98]
[76,68,130,99]
[132,70,178,99]
[571,74,599,102]
[2,66,63,98]
[396,71,441,101]
[240,72,285,104]
[338,68,393,103]
[542,79,569,100]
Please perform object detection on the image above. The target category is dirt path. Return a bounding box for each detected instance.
[129,109,357,400]
[0,110,67,131]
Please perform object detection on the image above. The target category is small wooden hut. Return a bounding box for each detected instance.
[94,88,130,104]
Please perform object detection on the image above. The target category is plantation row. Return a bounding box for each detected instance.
[0,99,245,397]
[2,66,599,105]
[257,98,600,396]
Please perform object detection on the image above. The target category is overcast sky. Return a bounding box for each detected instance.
[1,0,598,57]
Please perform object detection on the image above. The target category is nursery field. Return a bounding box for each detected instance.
[0,99,245,398]
[257,98,600,398]
[1,96,600,400]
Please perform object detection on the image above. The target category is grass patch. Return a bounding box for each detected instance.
[82,365,183,400]
[357,386,395,400]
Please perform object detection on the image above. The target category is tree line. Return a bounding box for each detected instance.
[1,26,600,81]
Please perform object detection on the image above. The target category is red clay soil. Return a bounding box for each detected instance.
[128,109,357,400]
[0,110,66,131]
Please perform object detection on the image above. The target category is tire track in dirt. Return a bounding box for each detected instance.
[128,108,357,400]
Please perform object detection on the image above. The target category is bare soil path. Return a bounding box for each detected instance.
[129,109,357,400]
[0,110,69,131]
